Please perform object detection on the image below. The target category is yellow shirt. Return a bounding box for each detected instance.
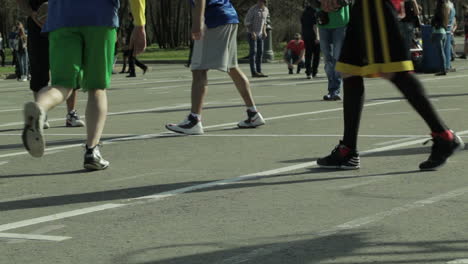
[130,0,146,26]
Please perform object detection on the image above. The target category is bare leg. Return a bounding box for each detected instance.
[191,70,208,115]
[36,86,73,111]
[85,89,108,148]
[66,89,78,112]
[228,67,255,108]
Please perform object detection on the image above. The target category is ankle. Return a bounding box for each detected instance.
[431,130,454,141]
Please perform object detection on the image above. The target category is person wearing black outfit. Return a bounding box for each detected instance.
[301,5,321,79]
[0,33,5,67]
[126,15,148,78]
[16,0,85,128]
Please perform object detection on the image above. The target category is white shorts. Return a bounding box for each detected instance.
[191,24,238,72]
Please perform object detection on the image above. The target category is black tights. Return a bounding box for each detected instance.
[342,72,448,149]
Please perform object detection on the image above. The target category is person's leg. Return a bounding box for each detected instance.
[248,33,257,76]
[66,89,78,112]
[342,76,365,149]
[0,49,5,66]
[127,50,136,77]
[134,56,148,73]
[256,38,264,74]
[312,41,321,76]
[381,71,448,133]
[304,39,313,76]
[329,26,347,96]
[434,33,447,74]
[444,32,452,70]
[85,89,107,147]
[228,67,254,107]
[36,86,73,111]
[319,28,335,95]
[464,36,468,58]
[191,69,208,115]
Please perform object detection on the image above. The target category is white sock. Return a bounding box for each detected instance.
[190,113,201,121]
[247,106,257,113]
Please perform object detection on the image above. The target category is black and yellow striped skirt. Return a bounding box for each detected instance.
[336,0,414,76]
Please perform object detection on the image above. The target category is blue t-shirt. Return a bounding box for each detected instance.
[43,0,120,32]
[191,0,239,28]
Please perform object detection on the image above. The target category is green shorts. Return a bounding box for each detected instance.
[49,26,116,91]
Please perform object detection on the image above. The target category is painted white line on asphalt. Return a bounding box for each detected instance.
[0,232,70,241]
[0,133,134,137]
[376,108,461,116]
[374,137,423,146]
[0,143,83,159]
[3,130,466,234]
[0,203,125,232]
[222,185,468,264]
[308,117,341,121]
[0,108,21,113]
[0,161,8,166]
[7,225,66,244]
[447,259,468,264]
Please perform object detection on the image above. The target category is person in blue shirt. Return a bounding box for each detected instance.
[22,0,147,171]
[166,0,265,135]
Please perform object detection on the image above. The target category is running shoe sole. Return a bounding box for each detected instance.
[22,102,45,157]
[165,124,204,135]
[84,162,110,171]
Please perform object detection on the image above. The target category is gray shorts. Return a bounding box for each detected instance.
[191,24,238,72]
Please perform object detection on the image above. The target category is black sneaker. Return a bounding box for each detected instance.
[323,94,342,101]
[419,132,464,171]
[317,141,360,169]
[288,68,293,74]
[84,144,110,171]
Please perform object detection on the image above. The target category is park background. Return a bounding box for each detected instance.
[1,0,468,68]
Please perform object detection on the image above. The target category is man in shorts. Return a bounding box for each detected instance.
[16,0,85,128]
[21,0,147,170]
[166,0,265,135]
[317,0,464,171]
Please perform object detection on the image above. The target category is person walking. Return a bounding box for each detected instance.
[301,5,320,79]
[126,14,148,78]
[317,0,350,101]
[445,0,456,70]
[284,33,306,74]
[16,0,86,128]
[245,0,269,78]
[431,0,450,76]
[166,0,265,135]
[0,33,5,67]
[15,23,29,82]
[460,4,468,59]
[317,0,464,171]
[400,0,420,57]
[21,0,147,170]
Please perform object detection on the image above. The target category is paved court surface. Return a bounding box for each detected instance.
[1,62,468,264]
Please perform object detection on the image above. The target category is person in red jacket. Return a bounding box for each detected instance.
[284,33,306,74]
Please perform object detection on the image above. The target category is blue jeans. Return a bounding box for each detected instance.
[432,33,446,72]
[444,33,452,70]
[319,26,346,96]
[17,51,29,77]
[248,33,264,75]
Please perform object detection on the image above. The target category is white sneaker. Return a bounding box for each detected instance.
[22,102,46,157]
[66,110,85,127]
[238,110,265,128]
[83,145,109,170]
[166,114,204,135]
[43,119,50,129]
[21,76,28,82]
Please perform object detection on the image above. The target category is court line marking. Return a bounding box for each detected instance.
[0,161,8,166]
[6,225,66,243]
[0,203,125,232]
[222,185,468,264]
[1,130,466,236]
[447,259,468,264]
[374,137,424,146]
[0,100,400,158]
[0,233,71,242]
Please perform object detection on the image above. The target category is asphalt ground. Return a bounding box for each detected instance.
[0,61,468,264]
